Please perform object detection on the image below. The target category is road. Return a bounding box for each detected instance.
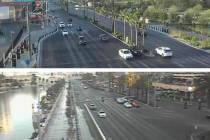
[72,80,210,140]
[39,1,210,68]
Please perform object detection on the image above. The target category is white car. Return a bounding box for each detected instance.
[59,22,65,28]
[98,110,106,118]
[155,47,173,57]
[124,102,132,108]
[119,49,133,60]
[98,34,109,41]
[67,23,73,27]
[62,30,68,36]
[116,97,127,104]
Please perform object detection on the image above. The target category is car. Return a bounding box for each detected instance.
[79,40,87,45]
[85,98,91,102]
[62,30,68,36]
[77,26,82,31]
[67,23,73,27]
[83,86,88,89]
[98,34,109,41]
[124,102,132,108]
[98,110,106,118]
[78,35,85,40]
[116,97,127,104]
[89,104,97,110]
[206,115,210,119]
[132,100,140,108]
[40,122,46,127]
[155,47,173,57]
[119,49,133,60]
[129,49,142,57]
[59,22,65,28]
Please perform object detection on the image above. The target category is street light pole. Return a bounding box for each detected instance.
[26,4,31,60]
[112,0,115,33]
[93,0,95,22]
[83,0,86,18]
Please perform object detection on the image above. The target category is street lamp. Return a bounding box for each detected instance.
[10,31,15,53]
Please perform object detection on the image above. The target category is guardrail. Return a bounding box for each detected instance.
[147,25,169,33]
[0,16,58,68]
[84,103,106,140]
[0,26,26,67]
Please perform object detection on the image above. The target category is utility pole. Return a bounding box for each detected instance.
[66,0,69,13]
[147,73,150,105]
[83,0,86,18]
[93,0,95,22]
[26,4,31,61]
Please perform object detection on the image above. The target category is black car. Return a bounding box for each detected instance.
[79,40,87,45]
[129,49,142,57]
[206,115,210,119]
[77,26,82,31]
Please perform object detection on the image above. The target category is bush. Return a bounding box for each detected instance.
[200,40,210,49]
[190,36,199,46]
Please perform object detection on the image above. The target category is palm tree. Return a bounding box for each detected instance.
[119,9,127,41]
[126,12,134,46]
[132,9,140,47]
[195,74,210,109]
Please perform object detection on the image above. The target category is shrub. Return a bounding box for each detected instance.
[200,40,210,49]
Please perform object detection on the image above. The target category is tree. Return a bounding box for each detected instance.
[195,74,210,109]
[168,5,179,23]
[119,9,127,41]
[198,9,210,25]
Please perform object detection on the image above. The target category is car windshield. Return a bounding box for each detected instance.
[123,50,130,54]
[165,50,172,53]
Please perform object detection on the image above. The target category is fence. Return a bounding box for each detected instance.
[0,26,25,67]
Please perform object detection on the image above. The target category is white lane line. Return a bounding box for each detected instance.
[84,103,106,140]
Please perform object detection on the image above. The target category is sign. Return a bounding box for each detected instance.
[0,6,9,19]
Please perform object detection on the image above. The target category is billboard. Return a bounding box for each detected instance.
[0,0,34,2]
[0,6,9,19]
[0,0,34,6]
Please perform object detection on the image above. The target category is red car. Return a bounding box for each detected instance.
[132,100,140,108]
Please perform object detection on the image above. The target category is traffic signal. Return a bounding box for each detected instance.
[16,48,21,59]
[12,53,17,67]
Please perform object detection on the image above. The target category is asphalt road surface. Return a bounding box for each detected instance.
[72,80,210,140]
[40,2,210,68]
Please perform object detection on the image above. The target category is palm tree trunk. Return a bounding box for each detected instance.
[130,24,133,45]
[123,19,126,40]
[135,23,138,46]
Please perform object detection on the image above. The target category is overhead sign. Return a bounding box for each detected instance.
[0,6,9,19]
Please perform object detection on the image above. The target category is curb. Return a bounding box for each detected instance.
[84,103,106,140]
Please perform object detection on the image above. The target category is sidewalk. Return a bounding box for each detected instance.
[5,19,57,68]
